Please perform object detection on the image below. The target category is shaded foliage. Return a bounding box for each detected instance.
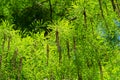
[12,2,52,34]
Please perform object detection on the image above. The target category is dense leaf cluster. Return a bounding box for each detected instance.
[0,0,120,80]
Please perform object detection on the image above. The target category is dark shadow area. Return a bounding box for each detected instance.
[12,3,52,37]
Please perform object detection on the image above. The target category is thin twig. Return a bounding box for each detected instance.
[56,28,62,63]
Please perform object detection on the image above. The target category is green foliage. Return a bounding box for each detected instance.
[0,0,120,80]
